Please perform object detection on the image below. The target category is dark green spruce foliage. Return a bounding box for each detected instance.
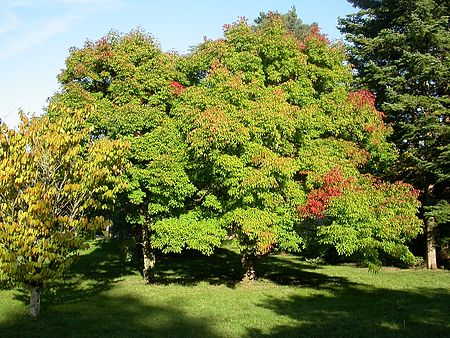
[254,6,316,40]
[339,0,450,267]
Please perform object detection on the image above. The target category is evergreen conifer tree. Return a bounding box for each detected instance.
[339,0,450,268]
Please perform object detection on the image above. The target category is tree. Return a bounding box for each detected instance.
[175,15,422,280]
[339,0,450,268]
[0,108,128,318]
[254,6,315,40]
[53,15,423,282]
[52,30,225,283]
[301,171,422,270]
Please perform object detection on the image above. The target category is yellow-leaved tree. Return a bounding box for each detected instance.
[0,107,128,319]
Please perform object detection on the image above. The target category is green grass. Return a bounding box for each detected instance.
[1,240,449,337]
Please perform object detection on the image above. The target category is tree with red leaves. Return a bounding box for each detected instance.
[52,30,224,284]
[176,10,422,279]
[50,9,423,282]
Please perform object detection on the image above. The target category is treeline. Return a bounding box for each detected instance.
[0,2,448,319]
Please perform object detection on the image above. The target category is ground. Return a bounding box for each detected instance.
[0,240,449,337]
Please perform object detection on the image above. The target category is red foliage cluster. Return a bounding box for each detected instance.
[258,231,276,255]
[170,80,185,96]
[411,187,420,197]
[223,16,247,32]
[74,64,88,77]
[298,169,352,219]
[296,40,306,50]
[223,23,233,31]
[237,16,248,23]
[345,147,370,165]
[95,36,108,47]
[304,24,330,45]
[321,169,346,185]
[273,88,285,96]
[348,90,376,109]
[377,180,421,198]
[210,60,222,72]
[364,124,376,133]
[94,37,113,60]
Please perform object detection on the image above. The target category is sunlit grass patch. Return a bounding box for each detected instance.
[0,239,449,337]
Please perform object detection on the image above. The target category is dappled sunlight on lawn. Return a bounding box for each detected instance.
[1,239,449,337]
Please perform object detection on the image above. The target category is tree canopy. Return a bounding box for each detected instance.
[49,10,423,282]
[174,15,422,276]
[52,29,225,282]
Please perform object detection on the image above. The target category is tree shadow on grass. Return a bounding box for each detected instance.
[10,239,344,308]
[4,239,448,337]
[12,239,139,305]
[247,285,450,337]
[257,252,353,288]
[154,248,243,287]
[2,293,220,338]
[154,248,351,289]
[3,240,221,337]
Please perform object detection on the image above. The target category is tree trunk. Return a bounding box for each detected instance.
[142,225,156,283]
[426,216,438,269]
[29,286,40,319]
[241,250,257,283]
[425,184,438,270]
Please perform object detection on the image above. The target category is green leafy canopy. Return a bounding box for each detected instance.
[0,108,128,288]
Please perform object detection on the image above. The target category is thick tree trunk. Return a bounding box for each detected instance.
[29,286,40,319]
[241,250,257,283]
[426,216,438,270]
[142,226,156,283]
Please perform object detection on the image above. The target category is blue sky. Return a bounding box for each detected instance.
[0,0,356,127]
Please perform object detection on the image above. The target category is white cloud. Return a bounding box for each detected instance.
[0,0,124,60]
[0,14,79,60]
[0,0,122,7]
[0,0,127,127]
[0,12,19,34]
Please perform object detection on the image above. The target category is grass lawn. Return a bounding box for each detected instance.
[1,240,449,337]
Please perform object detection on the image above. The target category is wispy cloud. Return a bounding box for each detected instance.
[0,12,19,34]
[0,0,122,8]
[0,0,124,60]
[0,14,79,60]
